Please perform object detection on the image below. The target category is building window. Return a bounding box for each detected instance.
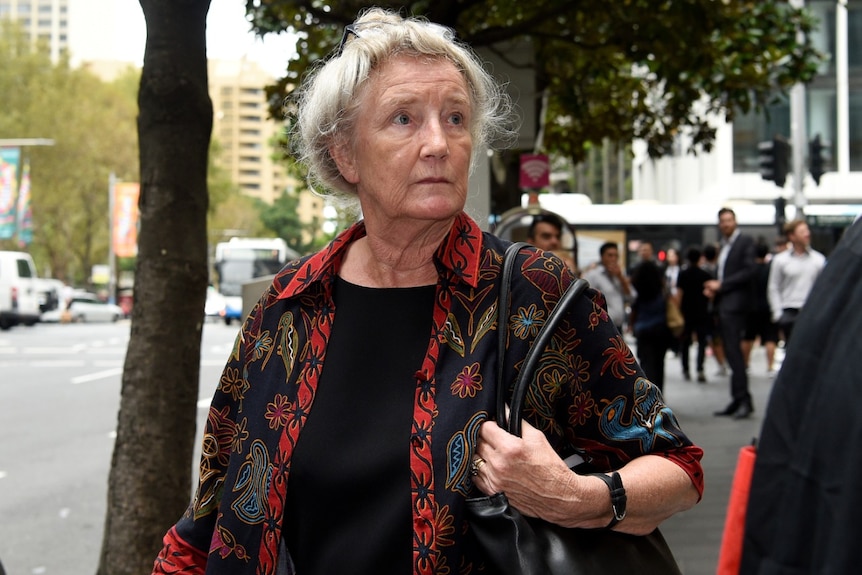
[850,93,862,171]
[732,101,791,173]
[850,3,862,70]
[808,1,835,76]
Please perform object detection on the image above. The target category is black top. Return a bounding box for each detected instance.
[284,276,435,574]
[677,264,713,324]
[741,218,862,573]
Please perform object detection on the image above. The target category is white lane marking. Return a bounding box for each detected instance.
[22,344,87,354]
[71,368,123,385]
[30,360,87,368]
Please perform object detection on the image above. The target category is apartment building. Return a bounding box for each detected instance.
[209,58,325,242]
[0,0,67,62]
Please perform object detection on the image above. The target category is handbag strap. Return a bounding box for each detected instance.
[496,242,531,428]
[496,242,590,436]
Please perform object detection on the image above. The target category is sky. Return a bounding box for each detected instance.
[69,0,297,77]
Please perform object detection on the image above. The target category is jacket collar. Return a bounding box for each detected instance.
[276,211,483,299]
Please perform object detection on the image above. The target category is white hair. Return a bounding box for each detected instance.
[289,8,517,204]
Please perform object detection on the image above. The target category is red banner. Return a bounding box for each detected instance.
[112,182,140,258]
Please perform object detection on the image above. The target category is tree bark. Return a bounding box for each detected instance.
[97,1,212,573]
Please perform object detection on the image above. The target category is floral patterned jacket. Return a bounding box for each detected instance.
[152,212,704,575]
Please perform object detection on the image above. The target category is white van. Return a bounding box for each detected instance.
[0,250,41,330]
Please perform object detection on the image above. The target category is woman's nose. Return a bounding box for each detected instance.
[421,119,449,158]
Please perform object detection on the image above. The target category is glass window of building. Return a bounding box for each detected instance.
[732,101,791,173]
[850,94,862,171]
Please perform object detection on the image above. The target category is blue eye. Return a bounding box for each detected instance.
[394,113,410,125]
[449,113,464,126]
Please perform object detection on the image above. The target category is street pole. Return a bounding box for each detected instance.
[789,0,807,215]
[108,173,117,305]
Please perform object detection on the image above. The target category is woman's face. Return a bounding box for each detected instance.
[332,54,473,225]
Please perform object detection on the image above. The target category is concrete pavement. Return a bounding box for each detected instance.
[655,342,780,575]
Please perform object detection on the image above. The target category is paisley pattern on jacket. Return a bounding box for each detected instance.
[152,212,704,575]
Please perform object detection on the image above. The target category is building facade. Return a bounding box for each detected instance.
[209,58,325,244]
[0,0,68,62]
[633,0,862,209]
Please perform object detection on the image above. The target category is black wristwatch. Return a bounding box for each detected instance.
[591,471,627,528]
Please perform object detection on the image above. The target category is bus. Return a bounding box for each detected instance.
[211,237,300,324]
[493,196,861,273]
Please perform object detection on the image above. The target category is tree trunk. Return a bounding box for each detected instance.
[97,1,212,573]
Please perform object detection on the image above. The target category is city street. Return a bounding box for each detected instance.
[0,320,236,575]
[0,322,777,574]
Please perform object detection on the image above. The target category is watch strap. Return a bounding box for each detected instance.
[591,471,627,528]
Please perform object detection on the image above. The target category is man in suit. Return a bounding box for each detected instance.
[704,207,756,419]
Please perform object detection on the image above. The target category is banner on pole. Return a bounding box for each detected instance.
[16,162,32,246]
[519,153,550,189]
[112,182,140,258]
[0,147,21,239]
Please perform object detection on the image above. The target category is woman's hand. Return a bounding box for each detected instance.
[473,419,701,533]
[472,418,608,528]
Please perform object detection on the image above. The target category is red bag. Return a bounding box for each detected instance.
[716,444,757,575]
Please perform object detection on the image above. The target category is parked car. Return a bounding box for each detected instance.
[204,286,226,321]
[41,291,124,323]
[0,250,41,330]
[35,278,66,313]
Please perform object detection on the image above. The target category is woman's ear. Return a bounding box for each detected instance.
[329,140,359,184]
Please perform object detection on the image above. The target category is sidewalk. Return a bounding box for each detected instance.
[653,344,779,575]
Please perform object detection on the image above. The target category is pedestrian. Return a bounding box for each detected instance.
[676,246,712,383]
[740,217,862,573]
[630,241,672,392]
[664,247,681,300]
[742,242,779,376]
[526,212,577,274]
[701,242,728,376]
[704,207,757,419]
[583,241,636,331]
[150,9,703,574]
[767,219,825,346]
[664,247,682,356]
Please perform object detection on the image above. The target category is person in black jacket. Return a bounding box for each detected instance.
[741,242,779,376]
[677,246,713,383]
[740,217,860,573]
[704,208,756,419]
[630,242,672,392]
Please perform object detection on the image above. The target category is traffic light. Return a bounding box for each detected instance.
[758,137,791,188]
[809,134,829,186]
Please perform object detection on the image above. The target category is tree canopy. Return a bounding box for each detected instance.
[0,22,139,283]
[246,0,823,163]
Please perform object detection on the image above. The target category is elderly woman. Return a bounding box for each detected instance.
[152,9,703,575]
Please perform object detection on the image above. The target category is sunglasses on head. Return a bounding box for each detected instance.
[335,20,455,58]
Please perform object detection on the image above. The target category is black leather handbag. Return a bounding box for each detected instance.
[466,242,682,575]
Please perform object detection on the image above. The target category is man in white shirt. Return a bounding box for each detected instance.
[584,242,635,331]
[767,219,825,345]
